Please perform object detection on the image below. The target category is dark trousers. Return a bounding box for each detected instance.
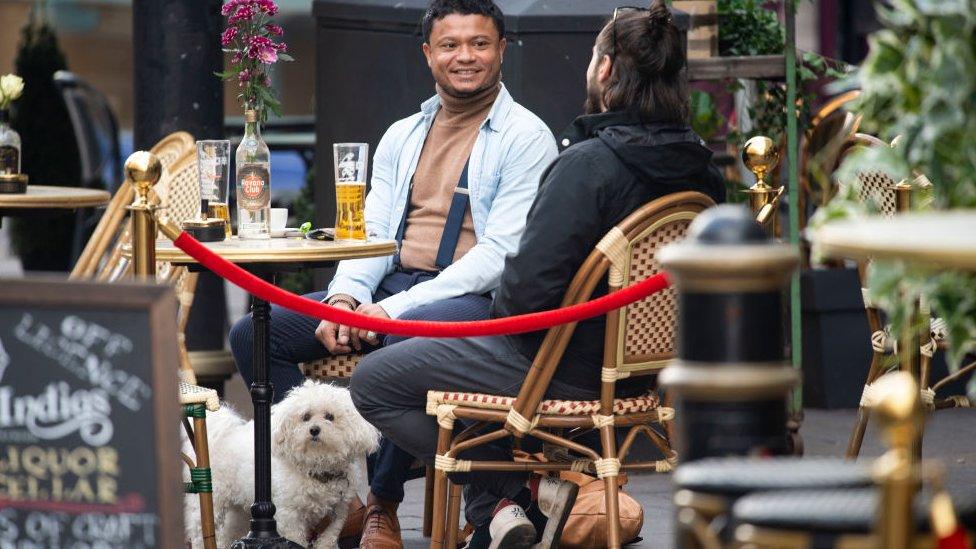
[349,335,611,527]
[229,270,491,503]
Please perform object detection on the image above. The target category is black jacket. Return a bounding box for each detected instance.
[491,110,725,393]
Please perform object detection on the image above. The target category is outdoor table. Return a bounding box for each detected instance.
[131,235,396,547]
[810,211,976,270]
[0,185,111,224]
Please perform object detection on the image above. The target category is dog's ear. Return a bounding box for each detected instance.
[344,405,381,455]
[270,404,296,451]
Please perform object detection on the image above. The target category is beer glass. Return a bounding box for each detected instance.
[333,143,368,241]
[196,139,232,239]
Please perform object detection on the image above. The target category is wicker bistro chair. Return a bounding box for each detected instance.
[423,191,714,549]
[840,135,970,459]
[732,487,976,548]
[73,135,220,549]
[799,92,862,223]
[70,133,196,282]
[149,146,225,549]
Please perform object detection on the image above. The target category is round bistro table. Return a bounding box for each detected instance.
[810,211,976,270]
[0,185,111,223]
[133,235,396,547]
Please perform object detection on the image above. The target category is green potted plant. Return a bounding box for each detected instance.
[813,0,976,397]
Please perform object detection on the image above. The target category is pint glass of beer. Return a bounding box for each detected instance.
[196,139,232,239]
[333,143,368,241]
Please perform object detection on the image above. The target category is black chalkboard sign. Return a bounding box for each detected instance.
[0,278,181,548]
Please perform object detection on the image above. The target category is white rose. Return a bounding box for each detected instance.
[0,74,24,105]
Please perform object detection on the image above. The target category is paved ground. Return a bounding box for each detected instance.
[222,375,976,548]
[395,408,975,548]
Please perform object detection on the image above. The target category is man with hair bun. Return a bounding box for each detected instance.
[352,1,724,547]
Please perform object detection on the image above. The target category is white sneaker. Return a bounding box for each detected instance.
[488,502,536,549]
[534,476,580,549]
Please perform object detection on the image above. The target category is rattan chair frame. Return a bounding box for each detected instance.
[424,191,715,549]
[151,131,196,173]
[72,134,217,549]
[841,136,971,459]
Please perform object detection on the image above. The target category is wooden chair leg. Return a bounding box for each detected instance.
[423,465,434,538]
[662,390,676,444]
[430,425,453,549]
[191,413,217,549]
[445,482,463,549]
[601,424,622,549]
[846,351,886,458]
[920,347,933,394]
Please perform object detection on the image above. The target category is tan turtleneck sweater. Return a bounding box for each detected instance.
[399,84,500,272]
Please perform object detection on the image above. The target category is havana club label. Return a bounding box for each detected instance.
[237,164,270,211]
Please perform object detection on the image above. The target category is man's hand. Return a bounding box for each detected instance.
[315,296,357,354]
[352,303,390,347]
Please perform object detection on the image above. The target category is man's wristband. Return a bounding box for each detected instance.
[324,296,357,310]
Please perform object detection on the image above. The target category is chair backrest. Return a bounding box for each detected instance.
[508,191,715,422]
[800,91,862,208]
[70,132,197,280]
[839,133,899,218]
[153,149,202,225]
[150,131,196,173]
[53,70,121,193]
[605,193,715,376]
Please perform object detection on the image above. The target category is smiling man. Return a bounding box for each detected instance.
[227,1,556,547]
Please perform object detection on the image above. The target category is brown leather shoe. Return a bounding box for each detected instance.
[337,499,366,549]
[359,504,403,549]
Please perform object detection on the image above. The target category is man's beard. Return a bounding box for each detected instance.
[584,80,603,114]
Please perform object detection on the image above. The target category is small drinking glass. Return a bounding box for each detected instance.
[196,139,232,239]
[333,143,369,242]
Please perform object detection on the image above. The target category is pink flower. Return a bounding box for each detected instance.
[231,51,243,64]
[276,42,287,52]
[248,35,278,64]
[263,75,272,87]
[255,0,279,16]
[264,23,283,36]
[221,0,249,16]
[228,4,256,24]
[220,27,238,46]
[238,69,252,86]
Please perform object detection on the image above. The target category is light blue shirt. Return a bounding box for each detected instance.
[328,83,558,318]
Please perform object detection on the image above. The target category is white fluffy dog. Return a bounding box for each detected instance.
[184,380,380,548]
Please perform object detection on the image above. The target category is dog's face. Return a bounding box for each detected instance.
[271,380,380,472]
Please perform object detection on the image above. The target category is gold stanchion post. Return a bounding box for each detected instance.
[742,136,783,234]
[869,371,923,549]
[125,151,163,278]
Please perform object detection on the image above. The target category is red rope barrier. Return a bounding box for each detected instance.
[173,232,671,337]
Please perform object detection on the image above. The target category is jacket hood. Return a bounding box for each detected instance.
[560,110,718,186]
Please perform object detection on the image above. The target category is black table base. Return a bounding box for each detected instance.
[233,271,302,548]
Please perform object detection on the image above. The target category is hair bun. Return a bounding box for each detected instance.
[647,1,673,27]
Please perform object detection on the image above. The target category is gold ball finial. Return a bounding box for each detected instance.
[125,151,162,196]
[742,136,779,187]
[871,371,918,424]
[870,371,922,450]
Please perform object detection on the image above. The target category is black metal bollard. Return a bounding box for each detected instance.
[659,205,799,461]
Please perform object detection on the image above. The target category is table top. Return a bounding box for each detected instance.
[809,211,976,270]
[0,185,111,209]
[128,236,397,265]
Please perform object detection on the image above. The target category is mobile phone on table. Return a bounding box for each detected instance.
[305,228,336,241]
